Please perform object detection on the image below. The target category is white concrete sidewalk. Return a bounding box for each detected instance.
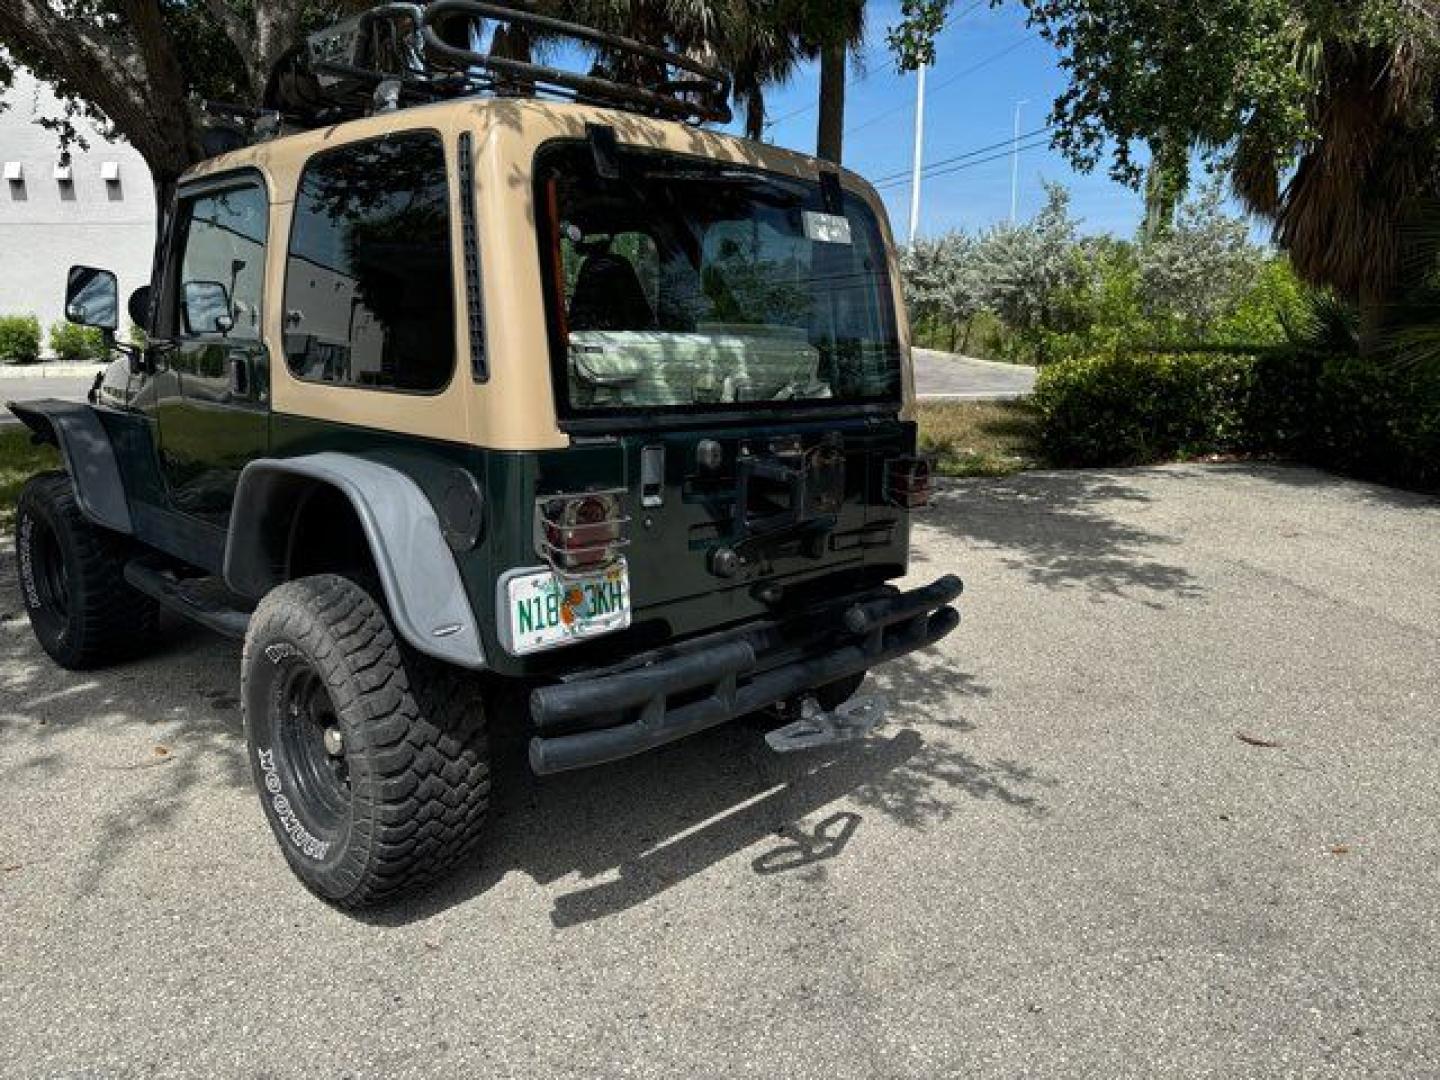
[0,362,106,379]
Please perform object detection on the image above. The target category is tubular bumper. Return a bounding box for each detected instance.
[529,574,963,775]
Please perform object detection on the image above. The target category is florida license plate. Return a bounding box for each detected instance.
[504,560,631,655]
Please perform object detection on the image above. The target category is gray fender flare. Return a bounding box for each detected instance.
[6,399,132,535]
[225,453,486,671]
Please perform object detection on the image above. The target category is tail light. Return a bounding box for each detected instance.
[884,456,935,509]
[535,490,629,575]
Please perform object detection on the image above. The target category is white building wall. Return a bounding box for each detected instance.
[0,71,158,343]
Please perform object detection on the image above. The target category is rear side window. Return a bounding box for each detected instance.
[283,131,455,393]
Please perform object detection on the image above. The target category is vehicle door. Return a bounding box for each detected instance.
[153,172,271,527]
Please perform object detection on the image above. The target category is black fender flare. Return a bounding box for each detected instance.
[6,399,132,535]
[225,454,487,671]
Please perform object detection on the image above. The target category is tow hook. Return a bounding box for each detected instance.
[765,694,889,753]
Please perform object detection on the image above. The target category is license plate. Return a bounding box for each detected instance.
[503,560,631,655]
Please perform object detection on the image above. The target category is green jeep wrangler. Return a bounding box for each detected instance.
[8,3,961,908]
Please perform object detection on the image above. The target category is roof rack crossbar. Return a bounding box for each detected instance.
[421,1,732,124]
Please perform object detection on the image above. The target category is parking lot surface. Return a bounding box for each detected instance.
[2,463,1438,1078]
[913,348,1036,399]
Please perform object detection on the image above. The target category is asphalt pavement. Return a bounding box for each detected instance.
[2,463,1439,1077]
[0,369,103,425]
[913,348,1036,399]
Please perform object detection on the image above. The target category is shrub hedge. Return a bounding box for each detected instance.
[0,315,42,364]
[48,321,108,363]
[1034,349,1440,491]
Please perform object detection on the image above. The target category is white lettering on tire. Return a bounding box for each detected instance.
[256,746,332,861]
[265,643,299,665]
[17,515,41,611]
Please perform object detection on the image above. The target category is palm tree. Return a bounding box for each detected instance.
[1229,32,1440,349]
[790,0,866,163]
[458,1,867,155]
[714,1,805,140]
[510,1,810,142]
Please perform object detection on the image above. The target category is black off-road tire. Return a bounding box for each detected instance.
[14,471,159,670]
[241,574,491,909]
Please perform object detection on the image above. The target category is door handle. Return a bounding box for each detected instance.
[228,354,249,398]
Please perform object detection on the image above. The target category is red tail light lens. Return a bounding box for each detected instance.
[884,456,934,509]
[536,491,629,574]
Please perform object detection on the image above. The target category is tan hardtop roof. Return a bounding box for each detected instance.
[182,97,876,195]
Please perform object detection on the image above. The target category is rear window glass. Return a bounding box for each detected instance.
[536,142,903,419]
[284,131,455,393]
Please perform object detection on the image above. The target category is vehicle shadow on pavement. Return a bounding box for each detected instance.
[3,554,1046,925]
[370,656,1048,930]
[920,471,1203,605]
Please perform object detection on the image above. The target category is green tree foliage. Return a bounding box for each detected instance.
[0,1,369,185]
[890,0,1440,329]
[900,182,1302,362]
[900,232,983,351]
[0,314,41,364]
[47,321,106,363]
[1136,184,1263,338]
[1,1,877,186]
[972,182,1083,336]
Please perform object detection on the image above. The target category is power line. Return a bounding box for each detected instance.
[762,0,986,132]
[837,30,1041,139]
[871,124,1055,187]
[845,26,1035,138]
[873,134,1053,191]
[923,32,1037,97]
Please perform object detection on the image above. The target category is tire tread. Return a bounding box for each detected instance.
[242,574,490,909]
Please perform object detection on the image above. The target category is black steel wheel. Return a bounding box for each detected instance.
[14,471,158,670]
[242,575,491,909]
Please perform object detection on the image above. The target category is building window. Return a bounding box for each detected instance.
[283,131,455,394]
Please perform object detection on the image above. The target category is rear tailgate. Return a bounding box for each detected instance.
[618,416,914,612]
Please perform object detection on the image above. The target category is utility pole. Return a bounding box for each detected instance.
[1010,99,1029,224]
[908,62,927,246]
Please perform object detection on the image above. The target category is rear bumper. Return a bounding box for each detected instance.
[528,574,963,774]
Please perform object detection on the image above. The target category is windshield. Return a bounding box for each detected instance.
[536,142,903,418]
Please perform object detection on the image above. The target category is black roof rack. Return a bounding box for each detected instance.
[259,1,733,134]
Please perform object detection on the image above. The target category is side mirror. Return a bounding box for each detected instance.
[181,280,234,336]
[127,285,153,335]
[65,266,119,332]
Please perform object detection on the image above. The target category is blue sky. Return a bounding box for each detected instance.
[734,0,1149,241]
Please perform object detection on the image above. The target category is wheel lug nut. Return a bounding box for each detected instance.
[323,727,345,757]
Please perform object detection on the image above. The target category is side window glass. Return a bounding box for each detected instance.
[284,132,455,393]
[176,184,268,341]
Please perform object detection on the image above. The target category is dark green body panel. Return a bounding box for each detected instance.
[155,341,270,526]
[269,413,915,678]
[93,393,915,680]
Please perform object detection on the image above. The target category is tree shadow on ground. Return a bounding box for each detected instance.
[1201,461,1440,510]
[0,556,249,895]
[923,470,1203,605]
[2,551,1039,927]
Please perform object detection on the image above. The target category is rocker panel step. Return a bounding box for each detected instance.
[123,560,253,640]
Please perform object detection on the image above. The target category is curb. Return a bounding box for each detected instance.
[918,392,1032,402]
[0,363,105,379]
